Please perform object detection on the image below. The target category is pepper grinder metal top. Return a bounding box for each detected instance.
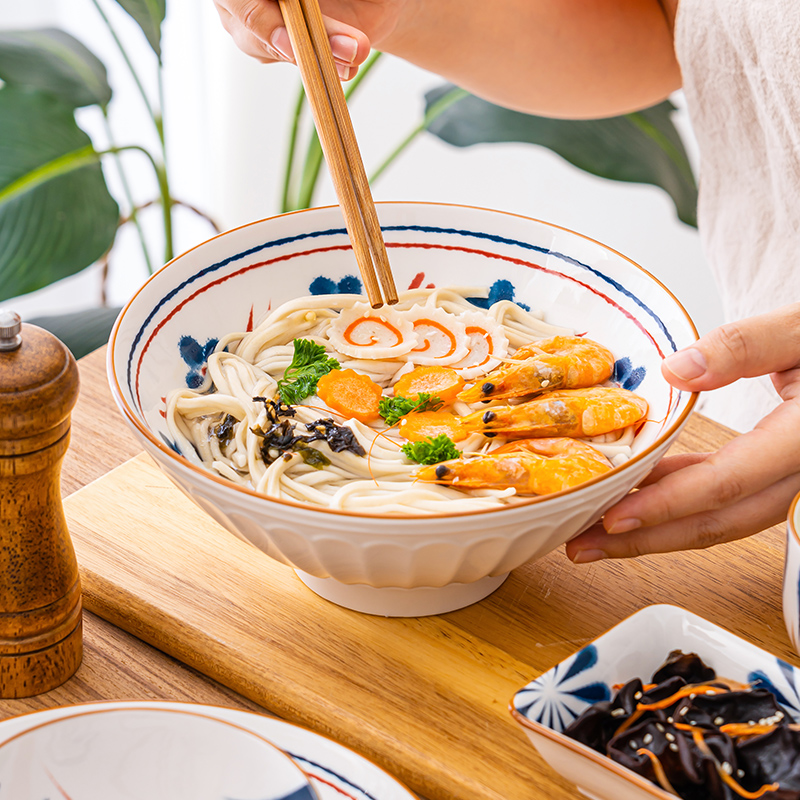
[0,310,22,351]
[0,312,83,697]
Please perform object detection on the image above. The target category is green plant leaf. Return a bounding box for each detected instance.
[113,0,166,58]
[0,28,112,110]
[28,305,122,360]
[0,87,119,301]
[425,86,698,227]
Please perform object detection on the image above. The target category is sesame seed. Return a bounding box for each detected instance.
[714,716,724,726]
[679,707,689,716]
[634,691,643,700]
[611,708,626,717]
[667,717,674,723]
[748,720,756,726]
[776,711,785,720]
[669,743,679,752]
[705,690,716,695]
[689,693,696,699]
[689,720,697,726]
[737,770,745,778]
[656,723,665,732]
[643,734,653,744]
[665,733,675,742]
[758,718,767,726]
[630,741,638,749]
[721,762,733,775]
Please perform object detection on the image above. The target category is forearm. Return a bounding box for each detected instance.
[381,0,681,118]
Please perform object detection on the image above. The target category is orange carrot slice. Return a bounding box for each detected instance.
[393,366,465,405]
[316,369,383,423]
[398,410,467,443]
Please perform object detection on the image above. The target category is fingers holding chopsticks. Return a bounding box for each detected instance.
[214,0,370,78]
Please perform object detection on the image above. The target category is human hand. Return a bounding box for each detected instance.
[212,0,408,79]
[566,303,800,563]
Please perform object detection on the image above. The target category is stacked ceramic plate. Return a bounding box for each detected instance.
[0,701,416,800]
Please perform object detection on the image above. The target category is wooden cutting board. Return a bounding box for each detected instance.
[63,452,558,800]
[63,445,794,800]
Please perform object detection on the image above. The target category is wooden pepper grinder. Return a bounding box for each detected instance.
[0,310,82,697]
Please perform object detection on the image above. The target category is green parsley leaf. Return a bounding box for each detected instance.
[378,392,444,426]
[277,339,340,405]
[401,434,461,465]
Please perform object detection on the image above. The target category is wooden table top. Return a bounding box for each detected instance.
[0,346,794,799]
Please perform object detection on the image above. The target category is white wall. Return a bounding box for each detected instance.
[1,0,723,336]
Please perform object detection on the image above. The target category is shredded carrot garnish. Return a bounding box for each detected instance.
[689,726,780,799]
[690,727,714,757]
[637,684,727,711]
[719,723,778,738]
[636,749,680,796]
[717,773,779,799]
[673,722,696,732]
[613,708,645,737]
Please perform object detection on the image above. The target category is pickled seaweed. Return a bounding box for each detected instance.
[563,652,800,799]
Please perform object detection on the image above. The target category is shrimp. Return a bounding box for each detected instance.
[414,437,613,495]
[459,386,648,438]
[457,335,615,403]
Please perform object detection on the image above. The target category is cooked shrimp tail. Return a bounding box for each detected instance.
[415,437,613,495]
[457,335,615,403]
[459,386,648,438]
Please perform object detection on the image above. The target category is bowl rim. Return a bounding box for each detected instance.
[507,602,783,800]
[107,200,700,521]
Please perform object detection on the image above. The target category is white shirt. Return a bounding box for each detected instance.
[675,0,800,431]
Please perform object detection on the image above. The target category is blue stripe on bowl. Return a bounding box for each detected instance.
[125,225,677,402]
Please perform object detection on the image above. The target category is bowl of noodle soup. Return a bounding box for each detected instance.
[108,202,698,617]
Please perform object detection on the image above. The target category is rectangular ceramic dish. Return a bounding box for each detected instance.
[510,604,800,800]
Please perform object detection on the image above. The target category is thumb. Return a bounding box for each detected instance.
[662,303,800,391]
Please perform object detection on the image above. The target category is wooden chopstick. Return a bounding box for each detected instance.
[277,0,398,307]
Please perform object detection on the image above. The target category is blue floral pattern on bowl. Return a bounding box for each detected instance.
[613,357,646,391]
[513,605,800,738]
[310,275,364,295]
[512,644,610,731]
[467,279,530,312]
[748,659,800,722]
[179,335,218,389]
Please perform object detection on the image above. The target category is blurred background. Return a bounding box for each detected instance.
[1,0,723,336]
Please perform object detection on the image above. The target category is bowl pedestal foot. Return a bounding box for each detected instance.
[294,571,509,617]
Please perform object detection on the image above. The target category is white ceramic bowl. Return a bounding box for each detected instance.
[108,202,698,617]
[783,492,800,654]
[511,604,800,800]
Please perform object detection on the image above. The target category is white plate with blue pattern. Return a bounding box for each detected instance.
[0,701,417,800]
